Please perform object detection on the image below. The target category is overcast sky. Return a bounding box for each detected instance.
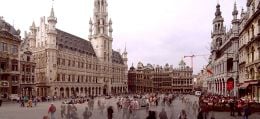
[0,0,247,74]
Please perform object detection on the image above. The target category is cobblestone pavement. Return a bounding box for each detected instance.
[0,95,260,119]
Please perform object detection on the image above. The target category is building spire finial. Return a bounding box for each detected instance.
[232,1,238,16]
[124,42,127,52]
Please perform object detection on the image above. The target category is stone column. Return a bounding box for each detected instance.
[224,61,227,73]
[224,80,227,96]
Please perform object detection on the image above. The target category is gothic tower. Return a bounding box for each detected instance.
[46,6,58,85]
[232,2,239,34]
[89,0,113,62]
[28,21,36,49]
[211,4,226,59]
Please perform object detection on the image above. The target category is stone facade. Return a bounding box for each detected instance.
[238,0,260,102]
[0,17,21,98]
[206,1,260,99]
[207,3,240,97]
[20,35,36,98]
[128,60,193,94]
[25,0,128,98]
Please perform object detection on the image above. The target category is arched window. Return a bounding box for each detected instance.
[250,68,255,79]
[251,47,255,62]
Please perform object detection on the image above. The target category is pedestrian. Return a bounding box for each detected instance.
[243,104,251,119]
[197,109,203,119]
[43,115,49,119]
[178,109,187,119]
[60,102,66,119]
[20,96,25,107]
[146,111,156,119]
[27,98,32,107]
[48,103,56,119]
[122,98,130,119]
[33,97,38,107]
[237,100,242,116]
[67,104,72,119]
[229,98,235,116]
[107,106,114,119]
[71,104,79,119]
[83,107,92,119]
[0,96,2,107]
[159,108,168,119]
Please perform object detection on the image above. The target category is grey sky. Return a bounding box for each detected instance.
[0,0,246,74]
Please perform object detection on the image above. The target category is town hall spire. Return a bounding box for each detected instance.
[90,0,110,36]
[89,0,113,62]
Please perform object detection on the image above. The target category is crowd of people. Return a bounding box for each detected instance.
[42,93,191,119]
[197,94,255,119]
[2,92,257,119]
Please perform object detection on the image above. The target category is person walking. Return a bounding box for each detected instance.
[48,103,56,119]
[20,96,25,107]
[71,104,79,119]
[43,115,49,119]
[60,102,66,119]
[229,98,235,116]
[146,111,156,119]
[83,107,92,119]
[122,98,130,119]
[197,109,204,119]
[243,104,251,119]
[178,110,187,119]
[159,108,168,119]
[33,97,38,107]
[66,104,72,119]
[0,96,2,107]
[107,106,114,119]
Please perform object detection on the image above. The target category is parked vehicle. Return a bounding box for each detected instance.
[105,95,112,99]
[9,94,20,101]
[140,98,149,107]
[195,91,201,96]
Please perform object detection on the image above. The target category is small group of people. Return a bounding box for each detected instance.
[45,102,92,119]
[20,96,38,107]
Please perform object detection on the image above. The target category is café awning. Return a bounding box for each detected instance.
[249,81,259,85]
[239,83,249,89]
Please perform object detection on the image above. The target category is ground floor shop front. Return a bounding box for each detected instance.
[239,80,260,103]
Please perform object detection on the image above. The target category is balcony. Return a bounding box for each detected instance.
[20,81,35,85]
[0,69,20,75]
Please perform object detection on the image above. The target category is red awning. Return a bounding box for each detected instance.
[239,83,249,89]
[249,81,258,85]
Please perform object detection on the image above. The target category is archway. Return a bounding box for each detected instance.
[60,87,64,98]
[75,87,79,97]
[71,87,75,97]
[85,87,88,97]
[65,87,69,98]
[103,85,107,95]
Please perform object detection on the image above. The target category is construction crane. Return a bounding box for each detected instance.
[184,54,209,70]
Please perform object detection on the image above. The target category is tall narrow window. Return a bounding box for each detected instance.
[251,47,255,62]
[251,25,255,38]
[258,20,260,34]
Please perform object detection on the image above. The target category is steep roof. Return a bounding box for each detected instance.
[56,29,96,56]
[112,50,124,64]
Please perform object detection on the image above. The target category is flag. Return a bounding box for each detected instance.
[206,68,213,75]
